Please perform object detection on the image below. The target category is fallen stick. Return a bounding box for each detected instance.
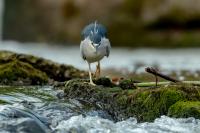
[145,67,180,83]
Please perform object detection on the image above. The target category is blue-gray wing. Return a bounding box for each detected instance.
[80,41,86,60]
[106,45,110,57]
[101,38,111,57]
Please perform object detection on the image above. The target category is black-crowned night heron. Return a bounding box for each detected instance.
[80,22,111,85]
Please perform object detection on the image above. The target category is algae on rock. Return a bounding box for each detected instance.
[64,79,200,122]
[168,101,200,119]
[0,86,56,102]
[0,50,87,85]
[124,87,186,121]
[16,53,87,81]
[0,60,48,85]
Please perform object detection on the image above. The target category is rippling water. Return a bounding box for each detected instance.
[0,41,200,73]
[55,115,200,133]
[0,86,199,133]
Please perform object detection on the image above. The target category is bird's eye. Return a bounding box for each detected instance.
[91,42,94,45]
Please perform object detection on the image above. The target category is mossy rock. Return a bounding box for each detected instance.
[16,53,87,81]
[64,79,121,101]
[0,60,48,85]
[0,50,87,85]
[64,80,200,122]
[168,101,200,119]
[0,99,8,105]
[0,86,56,103]
[125,87,186,121]
[119,79,137,90]
[94,77,115,87]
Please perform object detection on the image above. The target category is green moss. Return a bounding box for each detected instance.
[168,101,200,119]
[94,77,114,87]
[0,99,8,105]
[0,50,14,59]
[0,86,56,102]
[119,79,137,90]
[122,87,186,121]
[0,60,48,85]
[15,52,87,81]
[117,95,128,105]
[0,50,87,85]
[64,79,200,122]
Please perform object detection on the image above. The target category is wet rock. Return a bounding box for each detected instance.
[119,79,137,90]
[94,77,115,87]
[17,54,87,81]
[64,80,200,122]
[0,59,48,85]
[0,86,56,103]
[0,105,51,133]
[86,110,113,120]
[168,101,200,119]
[0,118,49,133]
[0,50,87,85]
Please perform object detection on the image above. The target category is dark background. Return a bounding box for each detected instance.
[2,0,200,47]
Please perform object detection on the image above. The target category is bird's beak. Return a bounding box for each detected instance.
[92,43,99,53]
[95,46,98,53]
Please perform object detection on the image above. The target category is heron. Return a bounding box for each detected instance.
[80,22,111,85]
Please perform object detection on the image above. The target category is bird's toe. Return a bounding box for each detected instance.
[89,82,96,86]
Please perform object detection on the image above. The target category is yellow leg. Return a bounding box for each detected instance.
[95,61,101,78]
[88,62,96,86]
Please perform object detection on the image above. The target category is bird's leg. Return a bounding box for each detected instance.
[95,61,101,79]
[88,62,96,86]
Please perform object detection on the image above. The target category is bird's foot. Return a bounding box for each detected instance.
[83,81,96,86]
[89,81,96,86]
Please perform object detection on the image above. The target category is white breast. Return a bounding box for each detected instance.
[80,38,109,63]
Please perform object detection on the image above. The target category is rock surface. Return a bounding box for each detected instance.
[168,101,200,119]
[0,50,87,85]
[64,79,200,122]
[0,105,51,133]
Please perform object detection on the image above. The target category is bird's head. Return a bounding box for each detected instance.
[81,21,107,51]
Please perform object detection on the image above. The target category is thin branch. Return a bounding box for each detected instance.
[145,67,180,83]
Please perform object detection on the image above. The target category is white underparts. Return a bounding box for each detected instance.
[80,37,110,63]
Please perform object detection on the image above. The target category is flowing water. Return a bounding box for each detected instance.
[0,86,199,133]
[0,41,200,73]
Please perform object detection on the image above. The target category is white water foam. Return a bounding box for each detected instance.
[54,115,200,133]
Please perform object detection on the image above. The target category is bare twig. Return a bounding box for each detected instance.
[145,67,180,83]
[155,75,158,86]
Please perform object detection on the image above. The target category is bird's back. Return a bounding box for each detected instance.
[81,22,107,44]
